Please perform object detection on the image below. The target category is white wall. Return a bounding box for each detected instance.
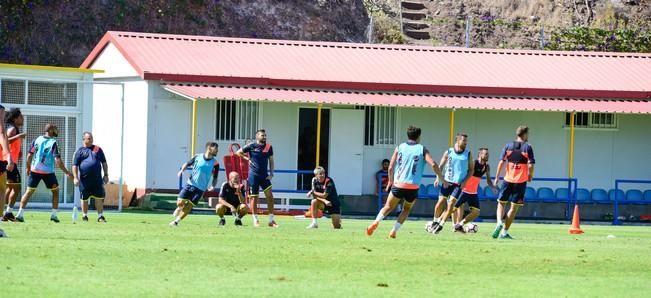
[92,80,149,189]
[91,43,139,79]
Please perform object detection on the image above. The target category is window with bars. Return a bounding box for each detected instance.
[565,112,617,129]
[0,79,78,106]
[215,100,259,141]
[355,106,396,146]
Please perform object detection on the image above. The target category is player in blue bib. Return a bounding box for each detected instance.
[237,129,278,227]
[170,142,219,227]
[16,124,73,223]
[367,126,445,239]
[428,133,474,234]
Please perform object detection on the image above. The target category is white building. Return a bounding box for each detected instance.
[0,63,98,206]
[81,31,651,206]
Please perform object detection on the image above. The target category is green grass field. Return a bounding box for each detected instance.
[1,211,650,297]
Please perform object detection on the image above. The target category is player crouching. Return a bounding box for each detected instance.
[215,171,248,226]
[306,166,341,229]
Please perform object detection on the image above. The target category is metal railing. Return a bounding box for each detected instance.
[613,179,651,225]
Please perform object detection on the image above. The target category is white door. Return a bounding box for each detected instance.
[151,99,191,188]
[329,109,364,195]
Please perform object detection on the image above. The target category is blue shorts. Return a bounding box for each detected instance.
[455,192,480,210]
[28,173,59,190]
[498,182,526,205]
[178,185,205,206]
[248,176,272,196]
[79,183,106,200]
[390,187,418,203]
[440,182,462,199]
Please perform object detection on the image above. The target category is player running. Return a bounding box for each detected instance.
[72,132,109,223]
[450,148,497,233]
[2,108,23,222]
[170,142,219,227]
[306,166,341,229]
[492,126,535,239]
[429,133,474,234]
[215,171,248,226]
[236,129,277,228]
[367,126,445,239]
[16,124,73,223]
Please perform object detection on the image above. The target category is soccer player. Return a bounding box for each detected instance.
[236,129,277,228]
[451,148,497,233]
[215,171,248,226]
[492,126,535,239]
[429,133,474,234]
[72,132,109,223]
[170,142,219,227]
[306,166,341,229]
[16,124,73,223]
[0,104,13,233]
[366,126,445,239]
[2,108,23,221]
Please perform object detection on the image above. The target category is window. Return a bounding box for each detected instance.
[0,79,78,106]
[0,79,26,104]
[565,112,617,129]
[215,100,258,141]
[356,106,396,146]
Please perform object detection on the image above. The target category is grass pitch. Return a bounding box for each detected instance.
[1,212,650,297]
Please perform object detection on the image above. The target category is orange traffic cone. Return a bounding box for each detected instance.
[569,204,584,234]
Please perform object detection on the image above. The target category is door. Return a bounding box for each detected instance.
[297,108,330,190]
[329,109,364,195]
[151,99,191,188]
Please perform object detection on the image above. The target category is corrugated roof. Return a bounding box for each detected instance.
[162,83,651,114]
[82,31,651,99]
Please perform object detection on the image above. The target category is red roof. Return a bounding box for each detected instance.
[162,83,651,114]
[82,31,651,100]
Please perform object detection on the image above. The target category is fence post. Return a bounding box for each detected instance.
[613,180,621,225]
[377,173,383,213]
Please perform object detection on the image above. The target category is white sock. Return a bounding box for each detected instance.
[434,218,440,224]
[253,215,259,222]
[51,209,58,216]
[5,206,11,213]
[497,220,503,226]
[17,208,24,217]
[311,217,318,224]
[219,215,225,219]
[98,212,103,217]
[375,213,385,222]
[501,229,508,236]
[83,213,88,217]
[393,222,402,232]
[268,214,275,223]
[172,208,180,217]
[175,216,181,222]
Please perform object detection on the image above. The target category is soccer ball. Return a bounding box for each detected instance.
[466,223,479,233]
[425,221,435,233]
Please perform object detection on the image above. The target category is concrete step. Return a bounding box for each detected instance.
[401,0,426,10]
[401,9,428,21]
[403,20,429,30]
[404,29,431,40]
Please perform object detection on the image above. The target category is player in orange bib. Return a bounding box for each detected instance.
[451,148,497,233]
[2,108,25,222]
[492,126,535,239]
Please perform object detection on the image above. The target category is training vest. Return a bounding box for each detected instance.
[463,160,487,194]
[444,147,469,184]
[393,142,425,189]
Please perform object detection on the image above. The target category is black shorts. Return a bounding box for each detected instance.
[440,182,462,199]
[390,187,418,203]
[498,182,527,205]
[0,160,6,173]
[28,173,59,190]
[178,185,205,206]
[323,198,341,215]
[219,198,243,209]
[79,184,106,201]
[7,166,21,184]
[455,192,480,210]
[248,176,272,196]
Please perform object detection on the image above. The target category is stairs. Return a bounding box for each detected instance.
[400,0,430,40]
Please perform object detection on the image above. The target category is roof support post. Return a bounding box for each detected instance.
[315,103,323,167]
[191,98,198,157]
[568,111,575,178]
[448,108,456,147]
